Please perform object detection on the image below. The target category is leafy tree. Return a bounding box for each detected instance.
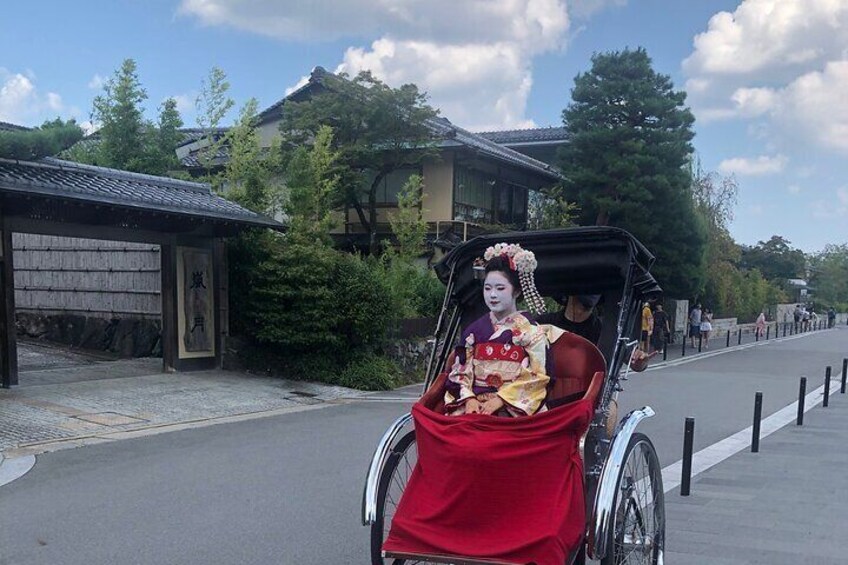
[195,66,234,178]
[740,235,806,282]
[559,47,705,297]
[809,244,848,307]
[283,124,339,246]
[280,70,438,254]
[388,174,428,260]
[0,118,83,160]
[91,59,148,171]
[527,184,579,229]
[151,97,183,172]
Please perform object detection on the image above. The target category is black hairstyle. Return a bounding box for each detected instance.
[483,255,522,298]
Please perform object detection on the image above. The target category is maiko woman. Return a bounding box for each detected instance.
[443,243,551,417]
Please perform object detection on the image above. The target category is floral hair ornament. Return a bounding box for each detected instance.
[478,242,546,315]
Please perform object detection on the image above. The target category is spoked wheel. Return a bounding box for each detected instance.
[371,430,436,565]
[601,433,665,565]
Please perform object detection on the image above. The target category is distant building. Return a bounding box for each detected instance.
[178,67,562,250]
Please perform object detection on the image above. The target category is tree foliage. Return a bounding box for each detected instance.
[740,235,806,282]
[283,124,339,246]
[692,164,787,319]
[527,184,580,230]
[0,118,84,160]
[69,58,185,175]
[90,59,148,171]
[809,244,848,309]
[559,47,706,297]
[388,174,428,261]
[279,70,438,253]
[195,66,234,178]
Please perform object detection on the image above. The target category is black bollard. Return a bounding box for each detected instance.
[738,328,742,345]
[726,329,731,348]
[663,342,668,361]
[824,366,832,407]
[682,337,686,357]
[681,417,695,496]
[783,323,787,337]
[751,392,763,453]
[766,325,770,340]
[756,329,759,342]
[797,377,807,425]
[842,358,847,394]
[698,334,703,353]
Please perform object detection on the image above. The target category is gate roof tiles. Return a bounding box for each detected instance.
[0,157,282,229]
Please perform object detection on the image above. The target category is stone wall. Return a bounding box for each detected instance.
[16,312,161,357]
[386,338,433,383]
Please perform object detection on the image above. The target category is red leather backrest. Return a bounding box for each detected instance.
[547,331,606,406]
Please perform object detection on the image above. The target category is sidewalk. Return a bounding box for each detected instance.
[0,348,364,459]
[666,389,848,564]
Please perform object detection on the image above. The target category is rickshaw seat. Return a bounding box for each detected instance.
[546,330,606,409]
[422,329,606,413]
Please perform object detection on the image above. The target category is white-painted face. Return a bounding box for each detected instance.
[483,271,518,319]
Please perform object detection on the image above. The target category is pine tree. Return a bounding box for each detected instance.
[559,48,706,297]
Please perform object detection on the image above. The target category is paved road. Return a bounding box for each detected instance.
[0,330,845,564]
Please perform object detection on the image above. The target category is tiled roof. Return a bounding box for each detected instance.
[253,68,560,180]
[0,121,32,132]
[476,127,568,144]
[179,144,231,169]
[0,157,282,229]
[176,127,231,148]
[428,118,560,180]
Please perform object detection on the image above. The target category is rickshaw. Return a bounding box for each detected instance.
[362,227,665,564]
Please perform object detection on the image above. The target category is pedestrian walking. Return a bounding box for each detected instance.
[651,303,670,352]
[828,306,836,328]
[689,303,702,348]
[755,311,766,339]
[700,308,713,349]
[641,301,654,352]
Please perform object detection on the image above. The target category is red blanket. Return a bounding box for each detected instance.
[383,398,593,565]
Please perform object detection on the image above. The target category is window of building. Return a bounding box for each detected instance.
[453,165,529,227]
[454,166,495,223]
[361,168,418,206]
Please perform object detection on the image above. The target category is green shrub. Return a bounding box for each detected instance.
[338,352,400,390]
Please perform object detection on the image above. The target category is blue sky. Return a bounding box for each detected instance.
[3,0,846,253]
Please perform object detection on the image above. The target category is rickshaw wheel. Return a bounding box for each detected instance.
[371,430,429,565]
[601,433,665,565]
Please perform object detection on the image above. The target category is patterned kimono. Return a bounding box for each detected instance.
[444,311,551,417]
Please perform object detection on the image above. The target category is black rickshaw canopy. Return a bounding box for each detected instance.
[435,226,661,309]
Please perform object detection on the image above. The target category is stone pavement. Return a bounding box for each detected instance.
[666,388,848,564]
[0,342,364,457]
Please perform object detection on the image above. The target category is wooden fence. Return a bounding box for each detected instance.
[13,233,161,319]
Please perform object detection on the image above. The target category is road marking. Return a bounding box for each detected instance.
[0,455,35,488]
[660,375,841,493]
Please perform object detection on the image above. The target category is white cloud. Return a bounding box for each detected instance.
[338,39,536,129]
[787,184,801,195]
[87,73,105,90]
[718,154,787,176]
[171,94,195,115]
[684,1,848,155]
[180,0,584,129]
[0,68,68,126]
[284,75,310,96]
[683,0,848,77]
